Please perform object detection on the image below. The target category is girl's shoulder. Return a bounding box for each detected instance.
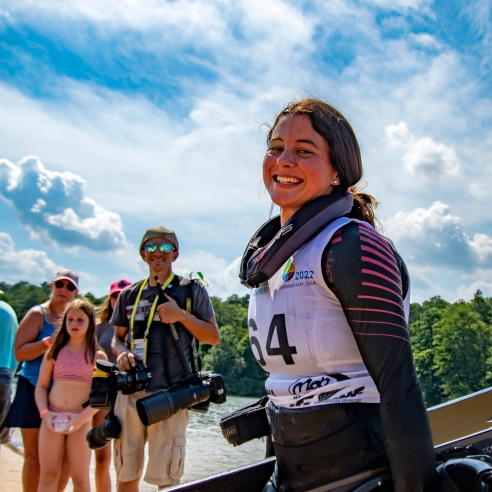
[94,349,108,363]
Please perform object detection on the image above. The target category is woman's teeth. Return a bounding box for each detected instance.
[276,176,301,184]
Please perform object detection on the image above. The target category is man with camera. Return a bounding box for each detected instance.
[111,226,220,491]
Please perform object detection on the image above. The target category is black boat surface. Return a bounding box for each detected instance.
[166,387,492,492]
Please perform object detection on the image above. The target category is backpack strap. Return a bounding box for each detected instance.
[177,277,202,374]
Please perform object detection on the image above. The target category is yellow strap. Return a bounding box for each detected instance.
[129,274,175,341]
[92,368,109,378]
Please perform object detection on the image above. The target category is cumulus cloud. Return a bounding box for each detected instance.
[385,122,461,179]
[0,157,127,250]
[387,201,492,272]
[457,280,492,301]
[0,232,58,283]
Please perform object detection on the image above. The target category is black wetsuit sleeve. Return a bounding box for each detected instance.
[322,222,436,492]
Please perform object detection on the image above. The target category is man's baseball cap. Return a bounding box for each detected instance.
[109,279,132,296]
[53,269,79,289]
[139,226,179,252]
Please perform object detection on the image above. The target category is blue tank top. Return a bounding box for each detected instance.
[20,306,57,386]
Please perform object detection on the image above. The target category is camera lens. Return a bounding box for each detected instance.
[136,382,211,426]
[86,416,122,450]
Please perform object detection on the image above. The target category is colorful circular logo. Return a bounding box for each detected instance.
[282,258,295,282]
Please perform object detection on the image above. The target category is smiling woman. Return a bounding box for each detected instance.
[240,97,437,492]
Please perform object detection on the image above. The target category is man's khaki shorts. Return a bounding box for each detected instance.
[114,390,189,486]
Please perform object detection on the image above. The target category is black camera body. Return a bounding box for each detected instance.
[114,359,152,395]
[136,373,226,426]
[84,359,152,449]
[86,359,152,408]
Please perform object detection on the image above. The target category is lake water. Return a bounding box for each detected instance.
[10,395,268,491]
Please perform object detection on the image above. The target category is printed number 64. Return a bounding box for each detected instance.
[249,314,297,367]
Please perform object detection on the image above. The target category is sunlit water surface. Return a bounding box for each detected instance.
[11,395,267,491]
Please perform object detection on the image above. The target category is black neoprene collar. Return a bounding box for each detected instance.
[239,192,354,288]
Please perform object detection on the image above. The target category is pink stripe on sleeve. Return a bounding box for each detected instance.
[350,320,409,332]
[361,282,403,302]
[347,307,406,321]
[359,227,393,254]
[361,245,398,269]
[362,269,401,289]
[362,256,400,279]
[352,332,410,343]
[358,295,403,309]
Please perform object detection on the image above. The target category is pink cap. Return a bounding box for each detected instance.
[109,279,132,296]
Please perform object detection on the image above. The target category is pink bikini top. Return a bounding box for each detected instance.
[53,347,94,383]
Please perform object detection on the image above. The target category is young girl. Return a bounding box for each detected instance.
[35,298,107,492]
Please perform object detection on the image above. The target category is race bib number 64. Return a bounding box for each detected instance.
[249,314,297,367]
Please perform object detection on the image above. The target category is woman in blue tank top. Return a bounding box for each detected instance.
[5,270,78,492]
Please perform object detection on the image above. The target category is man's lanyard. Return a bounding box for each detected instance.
[129,273,175,341]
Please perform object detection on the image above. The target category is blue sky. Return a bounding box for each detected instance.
[0,0,491,303]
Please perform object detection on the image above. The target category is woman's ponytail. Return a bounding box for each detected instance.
[347,185,379,229]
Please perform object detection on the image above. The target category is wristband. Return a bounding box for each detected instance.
[42,337,52,348]
[40,408,48,419]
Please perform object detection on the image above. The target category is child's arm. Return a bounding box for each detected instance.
[65,350,109,434]
[35,353,56,431]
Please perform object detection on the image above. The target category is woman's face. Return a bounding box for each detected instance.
[50,280,78,305]
[263,114,338,225]
[110,292,119,310]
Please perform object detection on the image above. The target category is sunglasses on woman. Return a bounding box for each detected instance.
[54,280,77,292]
[142,242,174,254]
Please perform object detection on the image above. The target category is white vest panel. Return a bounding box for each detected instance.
[248,217,381,408]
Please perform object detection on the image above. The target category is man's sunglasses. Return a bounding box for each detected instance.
[54,280,77,292]
[142,243,174,254]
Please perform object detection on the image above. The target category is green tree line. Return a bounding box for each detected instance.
[2,281,492,402]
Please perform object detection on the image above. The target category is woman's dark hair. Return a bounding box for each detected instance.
[47,297,98,364]
[267,98,378,227]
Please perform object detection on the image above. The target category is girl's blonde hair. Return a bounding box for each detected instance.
[47,297,97,364]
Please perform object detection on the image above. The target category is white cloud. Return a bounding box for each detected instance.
[0,156,127,250]
[469,182,489,200]
[387,201,492,272]
[457,280,492,301]
[409,33,442,50]
[1,0,492,304]
[385,122,461,179]
[174,253,246,300]
[364,0,433,12]
[0,232,58,283]
[1,0,314,63]
[470,233,492,263]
